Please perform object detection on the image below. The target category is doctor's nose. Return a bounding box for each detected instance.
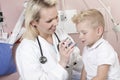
[53,17,59,26]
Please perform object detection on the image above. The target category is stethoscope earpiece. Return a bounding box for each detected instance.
[39,56,47,64]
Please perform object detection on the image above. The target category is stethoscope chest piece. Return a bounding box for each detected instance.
[37,33,60,64]
[39,56,47,64]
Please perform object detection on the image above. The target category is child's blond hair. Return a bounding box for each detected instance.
[72,9,105,29]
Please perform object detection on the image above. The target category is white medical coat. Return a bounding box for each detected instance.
[16,28,82,80]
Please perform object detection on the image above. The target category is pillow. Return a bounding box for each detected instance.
[0,43,16,76]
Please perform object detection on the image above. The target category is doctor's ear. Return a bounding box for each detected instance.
[30,20,38,27]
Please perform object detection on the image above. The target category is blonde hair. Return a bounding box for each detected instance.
[23,0,57,40]
[72,9,105,29]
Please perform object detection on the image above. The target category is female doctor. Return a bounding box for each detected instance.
[16,0,82,80]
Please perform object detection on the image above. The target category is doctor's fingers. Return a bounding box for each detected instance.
[59,41,68,51]
[59,42,74,55]
[59,40,74,49]
[66,46,74,55]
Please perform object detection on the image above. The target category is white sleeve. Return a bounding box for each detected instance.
[97,44,116,66]
[97,49,115,66]
[16,41,68,80]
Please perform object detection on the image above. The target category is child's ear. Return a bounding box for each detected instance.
[97,26,104,36]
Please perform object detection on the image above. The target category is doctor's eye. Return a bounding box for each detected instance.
[46,16,58,23]
[55,16,58,20]
[46,19,53,23]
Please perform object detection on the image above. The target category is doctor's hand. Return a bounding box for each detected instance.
[58,38,76,68]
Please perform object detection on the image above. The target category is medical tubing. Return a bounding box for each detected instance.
[37,36,43,56]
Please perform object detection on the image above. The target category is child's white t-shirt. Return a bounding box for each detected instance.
[82,38,120,80]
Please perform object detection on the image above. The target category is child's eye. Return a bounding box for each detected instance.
[79,32,87,35]
[83,32,87,35]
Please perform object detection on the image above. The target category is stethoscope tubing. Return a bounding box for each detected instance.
[37,33,60,64]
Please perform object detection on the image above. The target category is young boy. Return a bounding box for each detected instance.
[72,9,120,80]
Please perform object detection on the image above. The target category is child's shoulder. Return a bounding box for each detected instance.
[99,39,116,53]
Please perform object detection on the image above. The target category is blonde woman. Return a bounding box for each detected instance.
[16,0,82,80]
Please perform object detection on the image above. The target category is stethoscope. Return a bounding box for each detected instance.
[36,33,60,64]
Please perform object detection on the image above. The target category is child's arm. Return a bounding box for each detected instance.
[92,64,110,80]
[80,65,86,80]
